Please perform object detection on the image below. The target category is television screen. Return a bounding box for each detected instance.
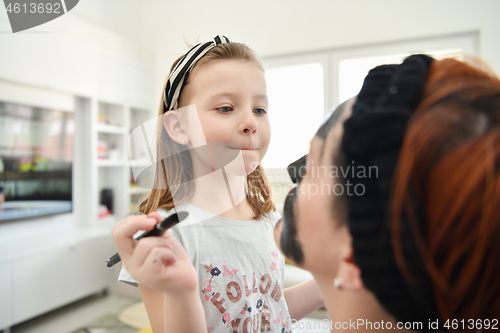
[0,101,74,222]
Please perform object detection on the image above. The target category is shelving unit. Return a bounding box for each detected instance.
[0,17,156,331]
[91,100,153,222]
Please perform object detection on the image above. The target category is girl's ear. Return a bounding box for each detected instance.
[163,111,188,145]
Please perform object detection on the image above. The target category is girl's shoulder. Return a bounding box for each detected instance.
[156,206,176,218]
[262,209,281,225]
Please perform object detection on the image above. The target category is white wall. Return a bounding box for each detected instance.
[0,10,154,107]
[2,0,497,111]
[150,0,500,98]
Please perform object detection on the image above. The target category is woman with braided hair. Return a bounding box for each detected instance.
[275,54,500,332]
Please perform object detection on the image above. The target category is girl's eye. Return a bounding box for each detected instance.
[216,106,233,113]
[253,108,267,115]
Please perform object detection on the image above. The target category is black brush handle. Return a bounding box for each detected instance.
[105,211,189,267]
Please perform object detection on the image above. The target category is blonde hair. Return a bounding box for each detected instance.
[138,42,276,219]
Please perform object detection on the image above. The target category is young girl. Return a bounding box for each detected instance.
[112,36,323,333]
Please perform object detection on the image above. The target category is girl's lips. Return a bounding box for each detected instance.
[226,142,258,150]
[229,147,256,150]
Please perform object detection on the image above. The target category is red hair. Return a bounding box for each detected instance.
[392,58,500,326]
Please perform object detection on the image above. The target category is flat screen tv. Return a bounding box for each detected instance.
[0,101,73,222]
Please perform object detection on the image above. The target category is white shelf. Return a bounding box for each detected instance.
[96,214,120,226]
[96,123,127,134]
[130,158,150,167]
[92,99,153,221]
[129,186,150,195]
[96,159,127,167]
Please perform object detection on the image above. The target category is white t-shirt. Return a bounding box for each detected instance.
[119,201,292,333]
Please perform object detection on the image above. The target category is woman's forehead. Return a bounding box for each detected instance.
[315,99,350,140]
[310,97,355,161]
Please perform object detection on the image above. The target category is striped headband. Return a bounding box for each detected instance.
[163,35,232,112]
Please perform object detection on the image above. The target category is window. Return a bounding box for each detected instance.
[263,33,478,207]
[329,32,477,105]
[338,49,466,102]
[263,62,324,169]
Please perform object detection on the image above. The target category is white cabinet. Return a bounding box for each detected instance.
[0,262,12,330]
[0,224,122,331]
[93,100,127,222]
[11,231,120,323]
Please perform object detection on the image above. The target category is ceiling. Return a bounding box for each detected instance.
[67,0,383,57]
[67,0,500,71]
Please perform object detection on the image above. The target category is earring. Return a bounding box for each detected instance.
[334,277,352,290]
[333,277,344,290]
[182,139,185,145]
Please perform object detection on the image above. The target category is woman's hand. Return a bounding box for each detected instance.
[111,212,198,295]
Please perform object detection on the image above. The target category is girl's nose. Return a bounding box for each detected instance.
[243,126,256,134]
[241,111,257,134]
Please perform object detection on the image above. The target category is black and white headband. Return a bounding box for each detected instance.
[163,35,231,112]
